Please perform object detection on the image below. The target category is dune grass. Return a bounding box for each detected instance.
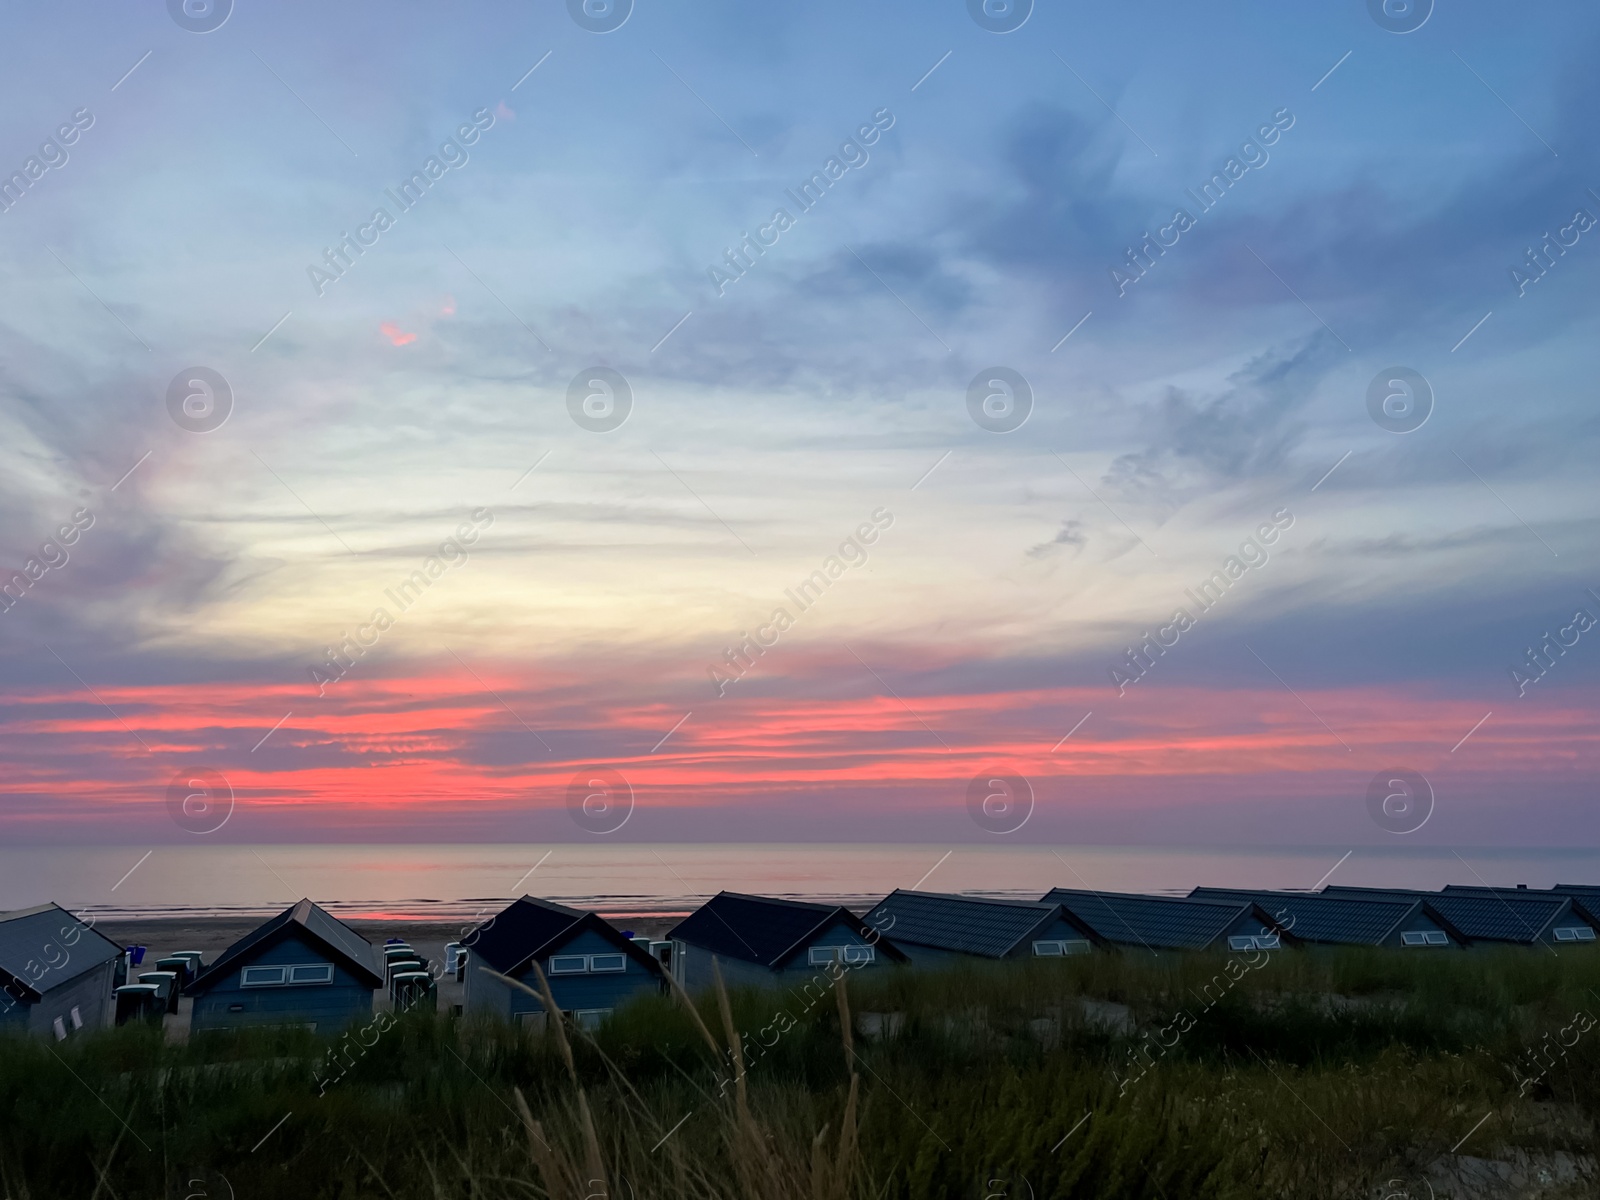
[1,947,1598,1198]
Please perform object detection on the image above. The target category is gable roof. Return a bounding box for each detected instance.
[1440,885,1600,929]
[1042,888,1282,952]
[668,892,907,969]
[466,895,662,979]
[186,899,382,993]
[0,904,123,1001]
[1190,888,1462,946]
[1322,887,1576,944]
[862,890,1098,958]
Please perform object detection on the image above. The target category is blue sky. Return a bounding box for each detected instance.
[1,0,1597,845]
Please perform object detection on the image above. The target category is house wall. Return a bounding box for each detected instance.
[1540,903,1600,947]
[1379,910,1456,950]
[1011,915,1096,959]
[191,932,374,1034]
[676,944,780,992]
[1216,912,1280,949]
[28,961,116,1037]
[0,962,117,1039]
[464,929,661,1021]
[679,917,890,992]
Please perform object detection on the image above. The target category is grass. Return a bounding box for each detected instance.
[2,947,1598,1198]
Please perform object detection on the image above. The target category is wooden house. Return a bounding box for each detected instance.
[185,899,383,1033]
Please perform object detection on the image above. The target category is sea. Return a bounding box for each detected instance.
[5,844,1598,922]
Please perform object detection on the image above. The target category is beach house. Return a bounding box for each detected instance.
[1324,887,1600,948]
[1190,888,1466,949]
[0,904,124,1039]
[461,896,665,1030]
[861,890,1102,965]
[1041,888,1295,955]
[668,892,907,990]
[185,899,383,1033]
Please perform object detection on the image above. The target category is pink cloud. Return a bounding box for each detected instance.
[379,321,417,347]
[439,294,456,317]
[496,101,515,122]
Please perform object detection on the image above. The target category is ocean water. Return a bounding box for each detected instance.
[6,843,1599,922]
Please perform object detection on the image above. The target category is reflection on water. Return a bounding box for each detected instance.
[6,843,1598,921]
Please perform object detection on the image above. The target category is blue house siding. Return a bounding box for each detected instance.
[0,904,124,1039]
[680,916,891,991]
[464,927,662,1023]
[1384,910,1454,949]
[1016,915,1096,958]
[22,961,116,1037]
[191,932,374,1034]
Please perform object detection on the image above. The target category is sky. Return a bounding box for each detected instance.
[1,0,1597,847]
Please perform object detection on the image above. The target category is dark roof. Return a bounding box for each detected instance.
[187,899,382,993]
[1322,887,1572,944]
[0,904,123,1001]
[1551,885,1600,921]
[1041,889,1270,951]
[465,896,585,974]
[1190,888,1448,946]
[1441,885,1600,928]
[465,896,662,979]
[668,892,907,968]
[862,890,1096,958]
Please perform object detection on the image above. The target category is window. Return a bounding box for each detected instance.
[1229,935,1280,952]
[516,1011,547,1032]
[1553,926,1596,942]
[243,963,334,987]
[53,1017,67,1040]
[1402,930,1450,947]
[574,1008,611,1031]
[809,945,874,966]
[69,1006,83,1030]
[1033,939,1092,957]
[547,953,629,974]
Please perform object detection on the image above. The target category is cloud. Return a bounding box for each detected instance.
[1103,332,1341,504]
[1027,519,1088,559]
[379,321,417,347]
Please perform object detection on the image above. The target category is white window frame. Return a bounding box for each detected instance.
[587,953,626,974]
[574,1008,612,1031]
[1034,939,1092,957]
[1553,926,1596,942]
[548,955,589,974]
[289,964,335,985]
[1229,934,1280,952]
[241,966,288,987]
[1403,929,1450,947]
[53,1016,67,1040]
[809,945,874,966]
[69,1005,83,1030]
